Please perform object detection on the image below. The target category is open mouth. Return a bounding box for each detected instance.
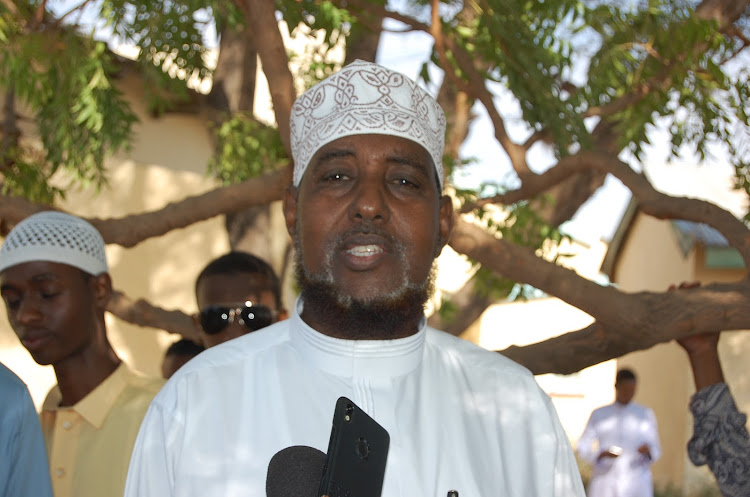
[347,245,384,257]
[339,233,393,271]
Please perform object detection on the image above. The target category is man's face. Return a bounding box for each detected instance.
[196,272,283,348]
[615,379,636,405]
[284,134,453,335]
[0,261,106,366]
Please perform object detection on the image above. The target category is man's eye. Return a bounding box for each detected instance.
[4,298,20,310]
[41,289,60,299]
[393,177,419,188]
[323,172,348,182]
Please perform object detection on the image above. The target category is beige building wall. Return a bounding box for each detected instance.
[611,213,749,496]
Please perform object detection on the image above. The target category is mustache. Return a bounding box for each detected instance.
[331,224,400,249]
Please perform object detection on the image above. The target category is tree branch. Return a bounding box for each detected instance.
[243,0,297,155]
[1,86,18,167]
[458,150,750,267]
[0,0,18,16]
[54,0,97,27]
[0,166,292,246]
[108,289,201,342]
[449,217,750,374]
[695,0,750,25]
[501,278,750,375]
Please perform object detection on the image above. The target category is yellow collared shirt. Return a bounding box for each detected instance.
[40,363,164,497]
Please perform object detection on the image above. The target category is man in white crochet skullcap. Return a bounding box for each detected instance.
[126,60,585,497]
[0,211,163,497]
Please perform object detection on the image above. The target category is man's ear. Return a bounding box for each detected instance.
[437,194,455,250]
[191,313,208,346]
[276,308,289,322]
[90,273,113,309]
[282,185,299,238]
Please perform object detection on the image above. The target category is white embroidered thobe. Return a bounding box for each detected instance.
[125,299,585,497]
[577,402,661,497]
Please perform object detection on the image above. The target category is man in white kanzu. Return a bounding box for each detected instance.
[124,59,586,497]
[577,369,662,497]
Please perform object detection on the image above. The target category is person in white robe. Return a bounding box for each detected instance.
[124,59,586,497]
[577,369,661,497]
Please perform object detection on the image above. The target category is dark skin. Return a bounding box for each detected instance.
[194,272,287,348]
[0,261,119,407]
[161,353,196,379]
[669,282,725,390]
[677,332,724,390]
[283,134,454,339]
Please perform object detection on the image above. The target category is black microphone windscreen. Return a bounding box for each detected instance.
[266,445,326,497]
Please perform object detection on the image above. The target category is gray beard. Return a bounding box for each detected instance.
[293,227,436,340]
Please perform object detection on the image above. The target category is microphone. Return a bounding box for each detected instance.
[266,445,326,497]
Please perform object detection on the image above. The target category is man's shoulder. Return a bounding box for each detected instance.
[424,327,534,380]
[0,362,34,421]
[123,366,166,395]
[590,404,613,417]
[0,361,28,398]
[103,365,165,417]
[629,401,656,416]
[167,320,291,379]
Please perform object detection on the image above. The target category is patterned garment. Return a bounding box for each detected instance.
[687,382,750,497]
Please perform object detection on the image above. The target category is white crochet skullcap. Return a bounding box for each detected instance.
[290,59,446,188]
[0,211,108,276]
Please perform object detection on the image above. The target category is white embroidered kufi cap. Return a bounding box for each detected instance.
[290,59,446,188]
[0,211,108,276]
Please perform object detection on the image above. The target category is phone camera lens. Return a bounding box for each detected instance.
[355,437,370,460]
[344,404,354,422]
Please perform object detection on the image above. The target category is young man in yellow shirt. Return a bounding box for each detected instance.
[0,211,163,497]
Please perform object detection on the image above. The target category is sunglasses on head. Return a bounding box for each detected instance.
[199,302,276,335]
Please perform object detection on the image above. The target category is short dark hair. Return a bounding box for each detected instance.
[615,368,637,385]
[195,251,282,308]
[165,339,204,358]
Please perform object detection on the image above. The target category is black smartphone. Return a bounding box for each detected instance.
[318,396,390,497]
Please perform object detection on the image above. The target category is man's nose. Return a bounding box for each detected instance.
[16,297,43,325]
[348,179,390,223]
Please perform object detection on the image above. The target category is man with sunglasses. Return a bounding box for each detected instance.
[126,60,585,497]
[194,251,287,348]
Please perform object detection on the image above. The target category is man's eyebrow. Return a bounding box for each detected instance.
[0,272,57,291]
[312,148,355,167]
[387,154,432,175]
